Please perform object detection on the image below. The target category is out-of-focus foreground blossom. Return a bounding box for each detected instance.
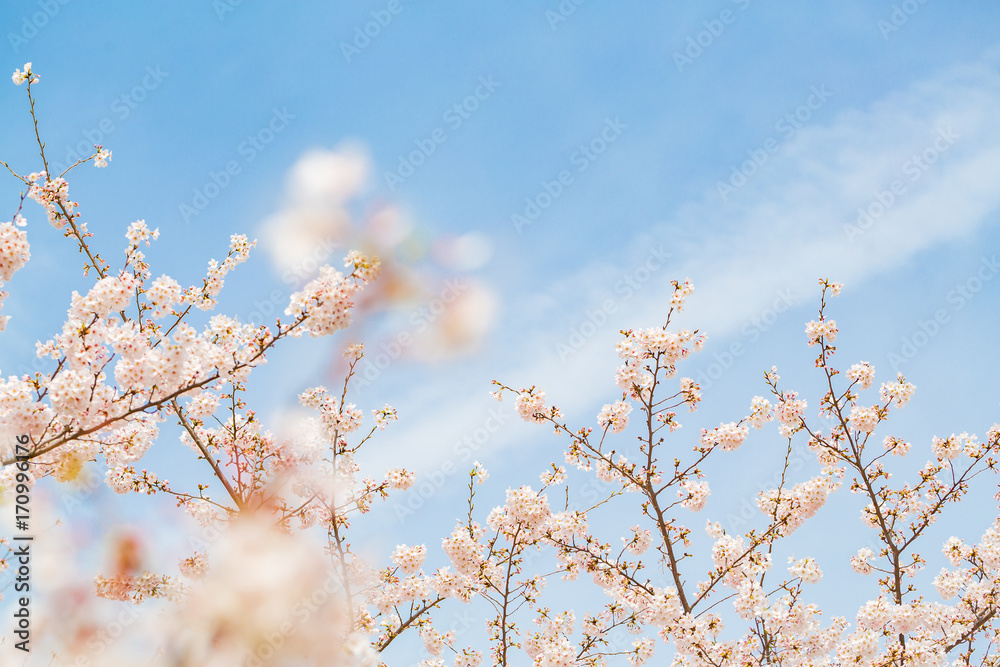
[259,146,497,367]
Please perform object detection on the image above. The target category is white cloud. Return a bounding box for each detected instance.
[357,55,1000,474]
[666,59,1000,340]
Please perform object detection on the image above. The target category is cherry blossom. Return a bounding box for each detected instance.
[6,70,1000,666]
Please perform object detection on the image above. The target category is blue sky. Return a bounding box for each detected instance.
[3,0,1000,662]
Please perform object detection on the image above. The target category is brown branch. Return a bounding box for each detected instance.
[172,398,246,512]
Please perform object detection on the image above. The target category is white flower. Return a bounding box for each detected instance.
[472,461,488,484]
[12,62,33,86]
[94,147,112,167]
[597,399,632,433]
[788,556,823,584]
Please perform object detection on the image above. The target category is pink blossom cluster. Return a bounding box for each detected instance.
[597,399,632,433]
[847,361,876,389]
[804,316,838,346]
[391,544,427,575]
[26,173,74,228]
[0,217,30,330]
[699,421,749,451]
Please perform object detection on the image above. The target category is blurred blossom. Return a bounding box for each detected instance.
[288,145,370,205]
[163,516,354,666]
[6,500,364,665]
[409,281,498,362]
[260,144,499,372]
[260,144,370,276]
[261,205,350,276]
[432,232,493,272]
[368,203,413,249]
